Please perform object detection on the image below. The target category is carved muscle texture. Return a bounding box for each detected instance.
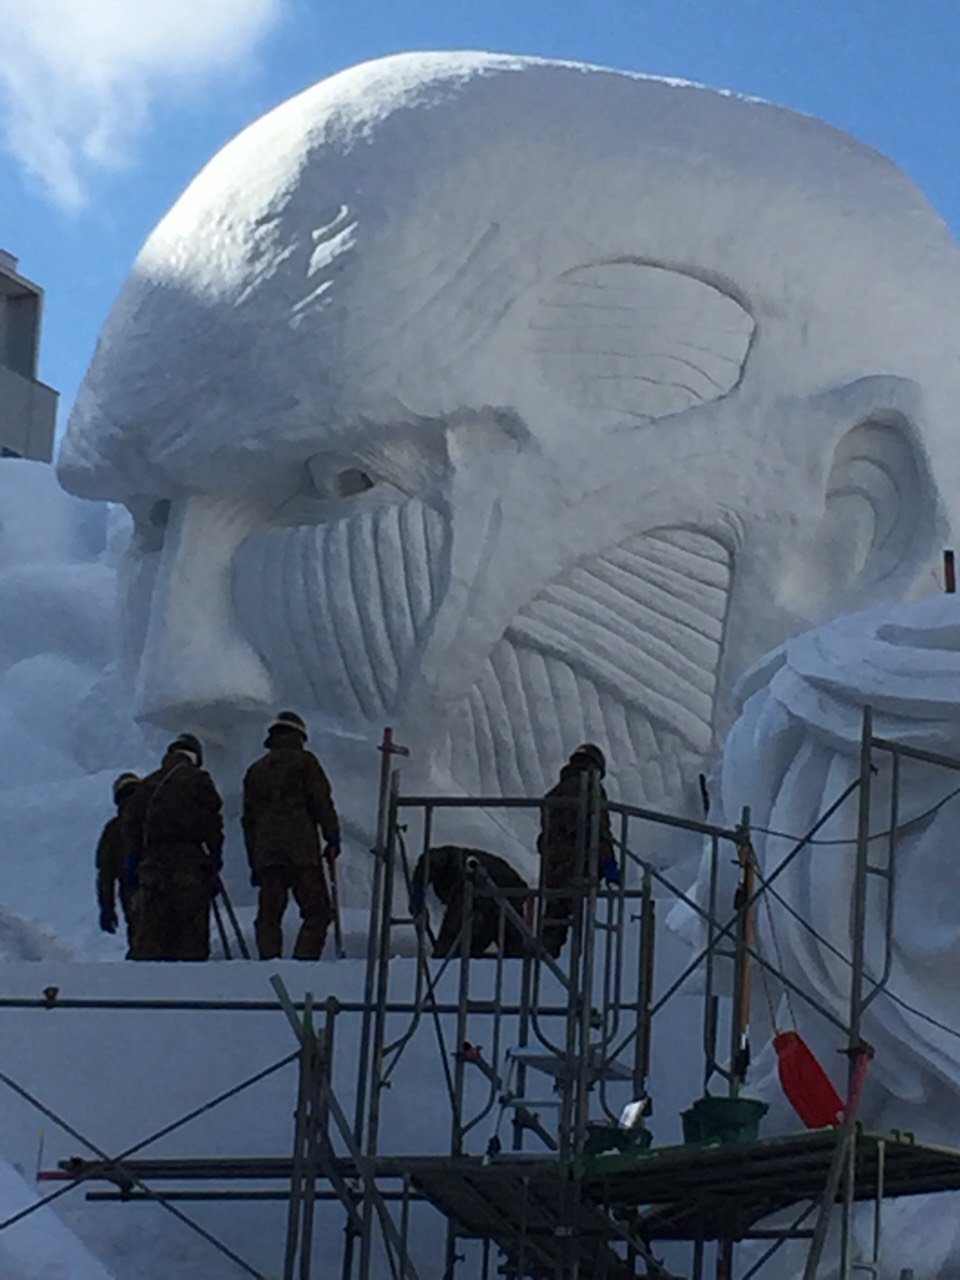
[529,264,754,421]
[440,528,732,808]
[234,498,449,720]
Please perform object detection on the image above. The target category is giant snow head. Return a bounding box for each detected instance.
[58,52,960,817]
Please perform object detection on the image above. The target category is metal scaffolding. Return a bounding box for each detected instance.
[12,711,960,1278]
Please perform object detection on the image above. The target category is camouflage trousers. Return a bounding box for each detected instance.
[254,864,331,961]
[119,883,138,959]
[131,862,213,962]
[540,898,578,958]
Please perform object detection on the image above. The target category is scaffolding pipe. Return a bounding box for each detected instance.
[728,806,754,1101]
[803,708,876,1280]
[358,770,403,1280]
[354,728,400,1150]
[16,718,955,1280]
[841,707,877,1280]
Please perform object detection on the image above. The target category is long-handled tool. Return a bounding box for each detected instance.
[211,893,233,959]
[326,848,346,959]
[215,874,251,960]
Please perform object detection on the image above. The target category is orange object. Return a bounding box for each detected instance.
[774,1030,844,1128]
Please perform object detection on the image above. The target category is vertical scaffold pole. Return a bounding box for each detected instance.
[345,731,395,1280]
[702,834,720,1093]
[284,994,314,1280]
[452,863,474,1156]
[354,729,398,1148]
[575,768,602,1163]
[297,1001,336,1280]
[841,706,876,1278]
[559,772,589,1164]
[359,768,403,1280]
[634,865,655,1100]
[717,808,753,1280]
[803,707,874,1280]
[728,806,753,1101]
[444,859,475,1279]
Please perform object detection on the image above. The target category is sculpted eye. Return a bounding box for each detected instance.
[127,496,171,551]
[149,498,171,529]
[270,456,402,526]
[306,455,394,501]
[333,467,375,498]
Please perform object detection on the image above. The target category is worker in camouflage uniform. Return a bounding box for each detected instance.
[409,845,530,958]
[125,733,224,961]
[537,743,619,957]
[242,711,341,960]
[95,771,140,953]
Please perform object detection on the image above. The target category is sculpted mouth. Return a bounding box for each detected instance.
[233,496,450,722]
[438,526,733,810]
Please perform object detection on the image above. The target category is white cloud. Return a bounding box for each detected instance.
[0,0,284,211]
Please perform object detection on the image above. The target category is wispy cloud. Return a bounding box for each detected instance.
[0,0,284,211]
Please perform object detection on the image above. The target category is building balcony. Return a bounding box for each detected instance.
[0,363,58,461]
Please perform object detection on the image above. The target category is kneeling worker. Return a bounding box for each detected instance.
[125,733,224,961]
[242,711,341,960]
[410,845,530,958]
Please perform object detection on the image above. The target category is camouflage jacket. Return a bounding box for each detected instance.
[242,740,339,870]
[126,757,224,868]
[537,763,614,886]
[411,845,529,905]
[96,814,131,911]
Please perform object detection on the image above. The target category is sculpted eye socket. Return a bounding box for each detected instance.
[126,496,171,552]
[306,456,386,501]
[150,499,171,529]
[268,456,404,527]
[333,467,374,498]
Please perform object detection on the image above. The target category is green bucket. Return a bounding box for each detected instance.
[681,1095,768,1146]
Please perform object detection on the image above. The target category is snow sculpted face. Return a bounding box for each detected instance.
[59,53,960,821]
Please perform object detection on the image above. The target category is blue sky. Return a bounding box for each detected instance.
[2,0,959,433]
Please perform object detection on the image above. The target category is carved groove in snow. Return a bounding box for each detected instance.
[234,497,450,720]
[529,263,755,420]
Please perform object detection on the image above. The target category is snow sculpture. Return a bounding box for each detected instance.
[713,593,960,1276]
[57,52,960,864]
[0,460,152,957]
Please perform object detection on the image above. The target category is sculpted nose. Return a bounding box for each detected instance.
[132,492,275,730]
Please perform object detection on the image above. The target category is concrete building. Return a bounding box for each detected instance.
[0,250,57,460]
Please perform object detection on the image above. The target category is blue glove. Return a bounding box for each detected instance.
[409,883,426,918]
[209,845,224,873]
[600,856,621,886]
[249,867,260,888]
[123,852,140,892]
[99,905,118,934]
[326,831,342,857]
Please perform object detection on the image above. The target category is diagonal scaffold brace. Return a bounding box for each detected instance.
[271,975,421,1280]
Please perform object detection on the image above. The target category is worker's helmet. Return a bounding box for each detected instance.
[168,732,203,767]
[569,742,606,776]
[268,710,308,740]
[112,771,140,803]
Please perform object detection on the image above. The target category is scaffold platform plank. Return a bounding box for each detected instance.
[411,1160,635,1279]
[585,1129,960,1240]
[50,1129,960,1252]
